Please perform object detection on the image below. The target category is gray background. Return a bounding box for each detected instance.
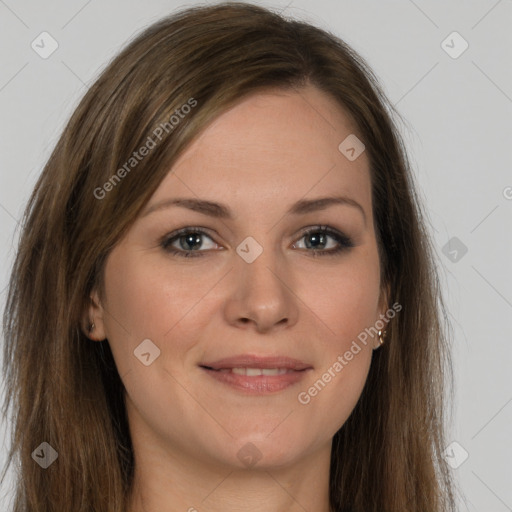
[1,0,511,510]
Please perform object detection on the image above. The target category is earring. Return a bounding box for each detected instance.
[89,322,95,332]
[378,329,387,346]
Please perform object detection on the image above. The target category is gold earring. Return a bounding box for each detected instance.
[378,329,387,346]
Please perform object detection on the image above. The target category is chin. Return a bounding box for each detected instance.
[215,429,318,470]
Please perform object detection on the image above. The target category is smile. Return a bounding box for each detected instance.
[200,367,310,393]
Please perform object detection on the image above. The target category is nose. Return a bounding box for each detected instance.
[223,241,300,334]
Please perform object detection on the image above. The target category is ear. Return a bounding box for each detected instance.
[82,288,107,341]
[373,281,391,350]
[378,281,391,318]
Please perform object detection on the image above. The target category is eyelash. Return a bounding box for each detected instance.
[159,225,354,258]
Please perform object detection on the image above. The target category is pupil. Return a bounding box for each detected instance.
[306,232,325,249]
[182,233,202,250]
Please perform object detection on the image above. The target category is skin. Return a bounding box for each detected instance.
[87,84,389,512]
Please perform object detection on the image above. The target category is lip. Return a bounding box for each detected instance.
[199,354,313,394]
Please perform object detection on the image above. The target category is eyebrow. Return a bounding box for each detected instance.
[141,195,366,225]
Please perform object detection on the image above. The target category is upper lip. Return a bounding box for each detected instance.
[200,354,312,371]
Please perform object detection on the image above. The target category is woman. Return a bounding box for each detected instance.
[1,2,457,511]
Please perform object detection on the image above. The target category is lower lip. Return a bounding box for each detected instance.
[200,367,310,394]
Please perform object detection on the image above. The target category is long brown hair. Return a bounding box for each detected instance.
[1,2,456,510]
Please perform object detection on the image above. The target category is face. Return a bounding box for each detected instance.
[89,85,388,471]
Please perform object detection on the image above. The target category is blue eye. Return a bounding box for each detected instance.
[160,225,354,258]
[160,227,218,258]
[293,225,354,256]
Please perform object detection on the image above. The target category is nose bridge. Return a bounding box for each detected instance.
[236,233,286,297]
[225,233,298,331]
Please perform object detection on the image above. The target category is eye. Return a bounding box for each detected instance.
[160,225,354,258]
[160,227,220,258]
[292,225,354,257]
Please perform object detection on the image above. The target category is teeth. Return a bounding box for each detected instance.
[230,368,289,376]
[246,368,262,376]
[262,368,288,376]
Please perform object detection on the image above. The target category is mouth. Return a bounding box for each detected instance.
[199,355,313,394]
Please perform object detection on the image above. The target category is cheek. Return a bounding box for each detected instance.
[305,248,381,349]
[294,249,380,430]
[101,249,219,371]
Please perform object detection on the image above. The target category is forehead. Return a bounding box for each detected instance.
[151,86,372,217]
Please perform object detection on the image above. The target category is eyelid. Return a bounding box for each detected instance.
[159,226,219,249]
[293,225,355,253]
[297,224,353,242]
